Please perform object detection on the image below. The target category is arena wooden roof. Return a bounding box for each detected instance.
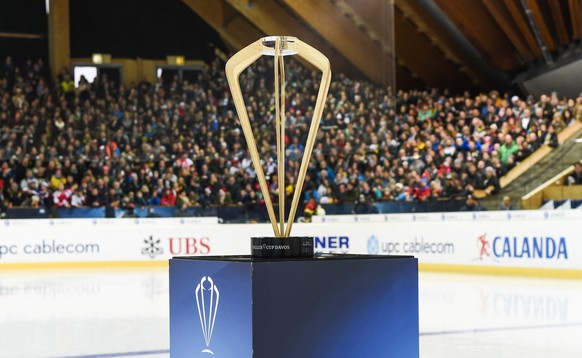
[184,0,582,92]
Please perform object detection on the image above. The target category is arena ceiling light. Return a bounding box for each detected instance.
[167,56,185,66]
[92,53,111,64]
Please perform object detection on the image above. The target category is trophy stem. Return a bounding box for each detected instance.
[246,130,280,237]
[274,37,286,237]
[279,53,286,235]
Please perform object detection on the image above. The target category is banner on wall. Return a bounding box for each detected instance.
[308,210,581,270]
[0,217,233,264]
[0,211,580,270]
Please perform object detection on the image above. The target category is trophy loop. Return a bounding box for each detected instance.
[260,36,298,56]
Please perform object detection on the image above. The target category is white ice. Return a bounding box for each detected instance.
[1,268,581,357]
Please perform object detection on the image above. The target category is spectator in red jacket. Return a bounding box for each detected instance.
[161,188,177,206]
[53,183,72,208]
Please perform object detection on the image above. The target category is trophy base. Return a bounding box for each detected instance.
[251,236,314,258]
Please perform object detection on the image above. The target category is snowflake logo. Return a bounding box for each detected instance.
[142,235,164,259]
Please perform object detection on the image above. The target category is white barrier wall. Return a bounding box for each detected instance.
[0,211,580,273]
[0,217,225,264]
[310,210,581,270]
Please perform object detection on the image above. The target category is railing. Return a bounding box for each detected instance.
[500,121,582,188]
[3,200,467,221]
[521,160,582,209]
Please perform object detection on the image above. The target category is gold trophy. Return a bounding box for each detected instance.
[225,36,331,257]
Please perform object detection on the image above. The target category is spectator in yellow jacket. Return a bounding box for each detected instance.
[50,169,67,190]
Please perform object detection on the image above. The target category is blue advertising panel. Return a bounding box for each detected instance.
[170,259,253,357]
[170,255,418,357]
[252,257,419,357]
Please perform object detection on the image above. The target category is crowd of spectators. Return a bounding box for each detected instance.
[1,54,581,217]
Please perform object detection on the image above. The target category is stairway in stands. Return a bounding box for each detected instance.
[481,125,582,210]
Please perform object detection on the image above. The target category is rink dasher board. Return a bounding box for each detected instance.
[0,211,581,278]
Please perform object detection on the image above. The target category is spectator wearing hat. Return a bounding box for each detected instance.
[21,178,40,206]
[20,169,38,191]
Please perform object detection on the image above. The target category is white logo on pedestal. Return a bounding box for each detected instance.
[195,276,220,355]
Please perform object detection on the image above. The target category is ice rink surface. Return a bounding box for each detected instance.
[1,267,581,358]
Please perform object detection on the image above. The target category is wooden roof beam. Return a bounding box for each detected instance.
[482,0,533,61]
[524,0,556,51]
[433,0,519,71]
[329,0,426,88]
[182,0,262,50]
[568,0,582,40]
[223,0,353,75]
[394,0,494,87]
[546,0,570,46]
[394,12,472,89]
[342,0,474,89]
[502,0,543,57]
[281,0,395,86]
